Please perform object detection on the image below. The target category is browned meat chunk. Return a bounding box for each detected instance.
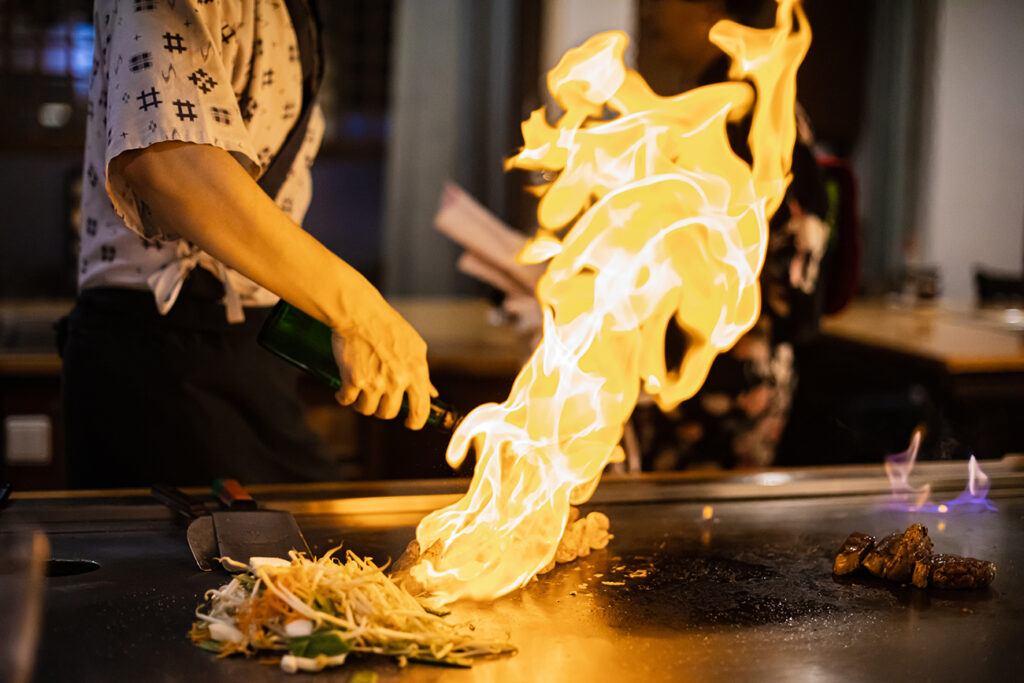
[912,554,996,589]
[862,524,933,583]
[833,532,875,575]
[837,524,995,590]
[862,531,900,579]
[911,557,931,588]
[885,523,933,582]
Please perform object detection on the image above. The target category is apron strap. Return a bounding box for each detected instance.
[257,0,323,200]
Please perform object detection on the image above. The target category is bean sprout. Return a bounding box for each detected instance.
[190,548,516,673]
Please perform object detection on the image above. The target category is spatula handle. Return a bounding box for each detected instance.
[151,484,206,521]
[213,478,258,510]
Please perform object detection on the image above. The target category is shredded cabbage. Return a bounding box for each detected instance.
[190,548,516,673]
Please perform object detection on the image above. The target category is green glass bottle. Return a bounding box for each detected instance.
[258,300,462,433]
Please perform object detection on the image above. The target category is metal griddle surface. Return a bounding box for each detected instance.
[8,466,1024,682]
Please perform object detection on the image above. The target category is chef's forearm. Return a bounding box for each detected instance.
[110,141,383,332]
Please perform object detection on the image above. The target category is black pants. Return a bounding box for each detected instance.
[60,272,338,488]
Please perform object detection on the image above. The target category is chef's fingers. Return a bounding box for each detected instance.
[333,335,363,407]
[411,359,437,399]
[403,383,430,431]
[335,382,361,407]
[353,389,383,417]
[375,390,403,421]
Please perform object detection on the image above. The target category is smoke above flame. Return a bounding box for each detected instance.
[411,0,811,604]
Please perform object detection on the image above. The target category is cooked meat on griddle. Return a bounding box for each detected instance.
[886,523,933,582]
[861,523,932,582]
[833,531,875,575]
[835,523,995,589]
[861,531,900,579]
[912,554,997,589]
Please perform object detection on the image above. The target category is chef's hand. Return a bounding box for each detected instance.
[330,301,437,430]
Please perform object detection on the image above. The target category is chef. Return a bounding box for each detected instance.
[61,0,435,488]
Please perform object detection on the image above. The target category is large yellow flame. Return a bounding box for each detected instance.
[413,0,811,603]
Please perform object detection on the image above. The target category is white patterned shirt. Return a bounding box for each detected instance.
[79,0,323,322]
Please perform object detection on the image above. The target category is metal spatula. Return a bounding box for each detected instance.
[152,481,309,572]
[209,478,309,570]
[208,510,308,569]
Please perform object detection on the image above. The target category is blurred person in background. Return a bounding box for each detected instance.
[61,0,435,488]
[631,0,830,469]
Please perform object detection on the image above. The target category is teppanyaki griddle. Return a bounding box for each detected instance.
[4,457,1022,682]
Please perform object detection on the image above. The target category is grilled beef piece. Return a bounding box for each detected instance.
[862,524,933,582]
[862,531,901,579]
[911,557,929,588]
[886,523,933,582]
[912,554,997,589]
[837,524,995,589]
[833,531,875,575]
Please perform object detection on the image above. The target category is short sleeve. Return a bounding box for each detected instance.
[101,0,260,238]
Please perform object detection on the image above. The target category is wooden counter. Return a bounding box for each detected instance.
[392,297,532,376]
[821,300,1024,373]
[791,299,1024,465]
[0,299,71,376]
[0,352,62,376]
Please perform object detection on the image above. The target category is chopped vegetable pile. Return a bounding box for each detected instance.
[190,549,516,673]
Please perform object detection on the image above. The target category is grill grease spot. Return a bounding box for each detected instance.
[46,559,101,577]
[598,543,844,628]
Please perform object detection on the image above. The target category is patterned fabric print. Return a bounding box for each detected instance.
[79,0,324,318]
[634,318,797,471]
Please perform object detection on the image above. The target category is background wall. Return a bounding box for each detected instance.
[540,0,637,79]
[382,0,522,297]
[381,0,635,298]
[0,153,79,298]
[916,0,1024,303]
[852,1,925,296]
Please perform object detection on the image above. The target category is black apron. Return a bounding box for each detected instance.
[61,0,334,488]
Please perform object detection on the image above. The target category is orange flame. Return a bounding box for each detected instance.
[413,0,811,603]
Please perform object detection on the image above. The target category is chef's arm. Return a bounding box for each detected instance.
[110,140,436,429]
